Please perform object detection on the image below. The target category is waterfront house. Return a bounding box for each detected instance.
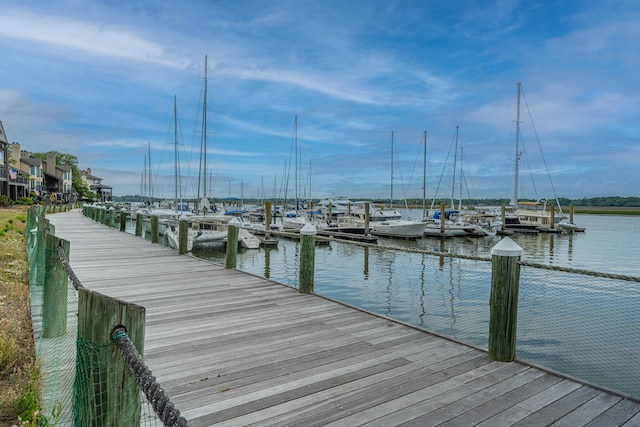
[1,123,31,201]
[80,168,112,202]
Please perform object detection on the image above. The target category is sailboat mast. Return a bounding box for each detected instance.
[294,115,298,210]
[422,130,427,219]
[390,131,394,208]
[148,142,153,205]
[512,81,522,207]
[451,126,459,209]
[174,96,178,207]
[203,55,208,199]
[459,146,464,210]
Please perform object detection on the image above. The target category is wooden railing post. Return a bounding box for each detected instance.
[30,216,48,287]
[75,288,145,426]
[42,235,70,338]
[225,218,240,269]
[299,223,317,293]
[108,208,116,228]
[178,219,188,254]
[150,215,159,243]
[135,213,143,237]
[488,237,524,362]
[120,211,127,232]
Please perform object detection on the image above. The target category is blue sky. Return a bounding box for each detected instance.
[1,0,638,201]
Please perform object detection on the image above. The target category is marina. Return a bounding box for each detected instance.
[41,209,640,425]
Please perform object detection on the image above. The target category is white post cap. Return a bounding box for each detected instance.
[491,236,524,257]
[300,223,317,235]
[228,217,242,225]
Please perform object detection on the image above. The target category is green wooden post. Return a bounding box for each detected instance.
[109,208,116,228]
[42,235,70,338]
[225,219,240,269]
[178,219,189,254]
[120,212,127,232]
[135,213,143,237]
[30,216,48,287]
[150,215,159,243]
[488,237,524,362]
[75,288,145,427]
[299,223,317,293]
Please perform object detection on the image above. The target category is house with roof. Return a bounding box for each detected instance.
[80,168,112,202]
[1,122,31,201]
[0,120,113,203]
[8,143,74,203]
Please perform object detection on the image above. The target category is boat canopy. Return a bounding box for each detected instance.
[433,210,459,220]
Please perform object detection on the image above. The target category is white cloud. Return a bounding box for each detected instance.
[0,8,187,68]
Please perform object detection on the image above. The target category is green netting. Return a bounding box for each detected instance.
[74,336,135,426]
[28,210,163,426]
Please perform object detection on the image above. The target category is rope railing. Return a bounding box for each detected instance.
[112,327,188,427]
[29,207,189,427]
[56,245,84,290]
[518,259,640,282]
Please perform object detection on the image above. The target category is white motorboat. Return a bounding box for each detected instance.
[369,219,426,239]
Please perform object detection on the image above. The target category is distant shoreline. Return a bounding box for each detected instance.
[568,206,640,215]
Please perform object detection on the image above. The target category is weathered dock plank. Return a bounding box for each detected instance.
[45,210,640,426]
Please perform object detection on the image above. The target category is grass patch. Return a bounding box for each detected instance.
[0,206,43,427]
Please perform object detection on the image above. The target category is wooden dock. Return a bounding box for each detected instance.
[46,210,640,426]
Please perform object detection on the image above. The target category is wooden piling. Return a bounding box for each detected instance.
[299,223,317,293]
[488,237,524,362]
[150,216,159,243]
[265,201,272,239]
[364,202,370,236]
[135,213,142,237]
[75,288,145,427]
[570,204,575,223]
[109,209,116,228]
[178,219,188,254]
[440,203,446,234]
[120,212,127,232]
[225,221,239,269]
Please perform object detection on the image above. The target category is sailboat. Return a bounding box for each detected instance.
[366,131,426,239]
[505,82,573,232]
[421,128,495,237]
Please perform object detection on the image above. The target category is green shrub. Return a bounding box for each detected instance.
[15,197,34,206]
[0,195,13,207]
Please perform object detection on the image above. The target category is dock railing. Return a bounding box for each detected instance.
[79,203,640,401]
[26,206,188,426]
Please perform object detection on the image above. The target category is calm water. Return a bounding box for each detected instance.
[187,213,640,398]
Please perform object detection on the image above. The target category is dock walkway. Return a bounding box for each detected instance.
[46,211,640,426]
